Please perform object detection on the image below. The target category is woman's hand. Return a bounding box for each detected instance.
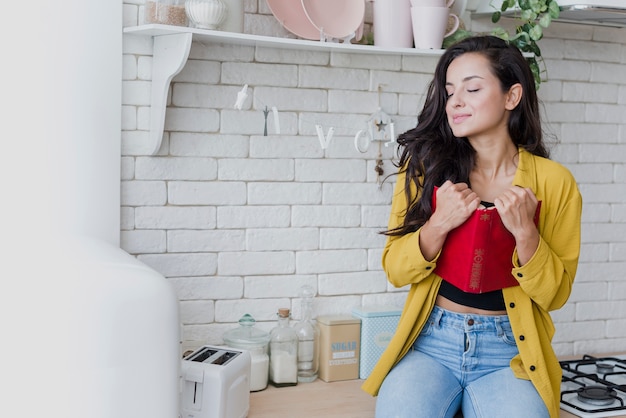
[419,180,480,261]
[494,186,540,266]
[431,180,481,232]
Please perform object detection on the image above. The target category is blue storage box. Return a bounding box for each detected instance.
[352,305,402,379]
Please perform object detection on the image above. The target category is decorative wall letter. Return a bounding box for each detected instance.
[316,125,335,149]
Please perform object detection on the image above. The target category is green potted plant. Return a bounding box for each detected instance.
[445,0,561,88]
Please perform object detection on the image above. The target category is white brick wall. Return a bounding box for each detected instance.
[122,1,626,354]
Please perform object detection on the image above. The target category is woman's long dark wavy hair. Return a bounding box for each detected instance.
[385,35,549,237]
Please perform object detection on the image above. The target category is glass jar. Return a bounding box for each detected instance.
[292,285,319,382]
[223,314,270,391]
[145,0,188,26]
[269,308,298,387]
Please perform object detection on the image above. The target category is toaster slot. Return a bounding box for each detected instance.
[187,346,218,363]
[211,350,241,366]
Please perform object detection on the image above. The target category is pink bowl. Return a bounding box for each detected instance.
[266,0,320,40]
[301,0,365,39]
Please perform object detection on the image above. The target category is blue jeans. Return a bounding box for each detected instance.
[375,306,549,418]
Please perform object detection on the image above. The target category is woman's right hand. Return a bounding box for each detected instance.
[431,180,480,232]
[419,180,480,261]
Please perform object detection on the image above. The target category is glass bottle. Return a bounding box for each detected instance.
[269,308,298,387]
[292,285,319,382]
[144,0,188,26]
[222,314,270,392]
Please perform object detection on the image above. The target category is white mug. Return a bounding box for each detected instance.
[410,0,454,8]
[373,0,413,48]
[411,6,459,49]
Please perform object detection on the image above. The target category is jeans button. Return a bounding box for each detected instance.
[467,318,474,326]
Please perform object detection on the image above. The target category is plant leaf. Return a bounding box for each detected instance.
[529,41,541,56]
[529,24,543,41]
[539,13,552,27]
[521,9,536,21]
[548,0,560,18]
[521,22,534,33]
[530,0,545,13]
[492,26,509,37]
[493,27,510,41]
[484,0,553,88]
[502,0,516,11]
[529,58,541,90]
[442,29,473,49]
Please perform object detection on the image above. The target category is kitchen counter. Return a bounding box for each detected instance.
[249,379,375,418]
[249,378,626,418]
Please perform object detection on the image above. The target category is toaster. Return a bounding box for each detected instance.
[180,345,251,418]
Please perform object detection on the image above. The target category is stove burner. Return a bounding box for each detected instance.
[597,362,615,374]
[577,385,618,406]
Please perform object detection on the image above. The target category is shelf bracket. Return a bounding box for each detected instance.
[149,32,192,155]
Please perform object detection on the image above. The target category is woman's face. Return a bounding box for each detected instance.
[444,53,517,141]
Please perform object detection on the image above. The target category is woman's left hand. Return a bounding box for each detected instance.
[494,186,540,266]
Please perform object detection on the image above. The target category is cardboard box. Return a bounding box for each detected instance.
[352,306,402,379]
[317,315,361,382]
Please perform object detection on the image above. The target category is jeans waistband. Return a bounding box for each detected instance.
[429,305,510,333]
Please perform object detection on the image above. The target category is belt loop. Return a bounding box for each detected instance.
[494,316,504,337]
[432,305,445,328]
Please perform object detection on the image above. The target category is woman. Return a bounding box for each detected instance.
[362,36,582,418]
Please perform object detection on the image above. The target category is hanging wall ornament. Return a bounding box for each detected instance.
[367,107,393,142]
[234,84,248,110]
[261,106,280,136]
[272,106,280,135]
[263,106,270,136]
[354,107,397,153]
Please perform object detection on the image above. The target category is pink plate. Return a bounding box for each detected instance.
[301,0,365,39]
[266,0,321,40]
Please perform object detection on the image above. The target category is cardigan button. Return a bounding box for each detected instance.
[519,335,525,341]
[426,266,432,270]
[509,302,515,308]
[517,272,523,278]
[529,365,536,371]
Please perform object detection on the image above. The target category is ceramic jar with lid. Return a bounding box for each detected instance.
[185,0,228,30]
[145,0,188,26]
[223,313,271,391]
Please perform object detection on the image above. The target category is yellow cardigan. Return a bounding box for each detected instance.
[362,149,582,418]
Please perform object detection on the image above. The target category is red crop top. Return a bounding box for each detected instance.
[437,201,507,311]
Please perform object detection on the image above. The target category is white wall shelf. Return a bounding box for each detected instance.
[123,24,445,155]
